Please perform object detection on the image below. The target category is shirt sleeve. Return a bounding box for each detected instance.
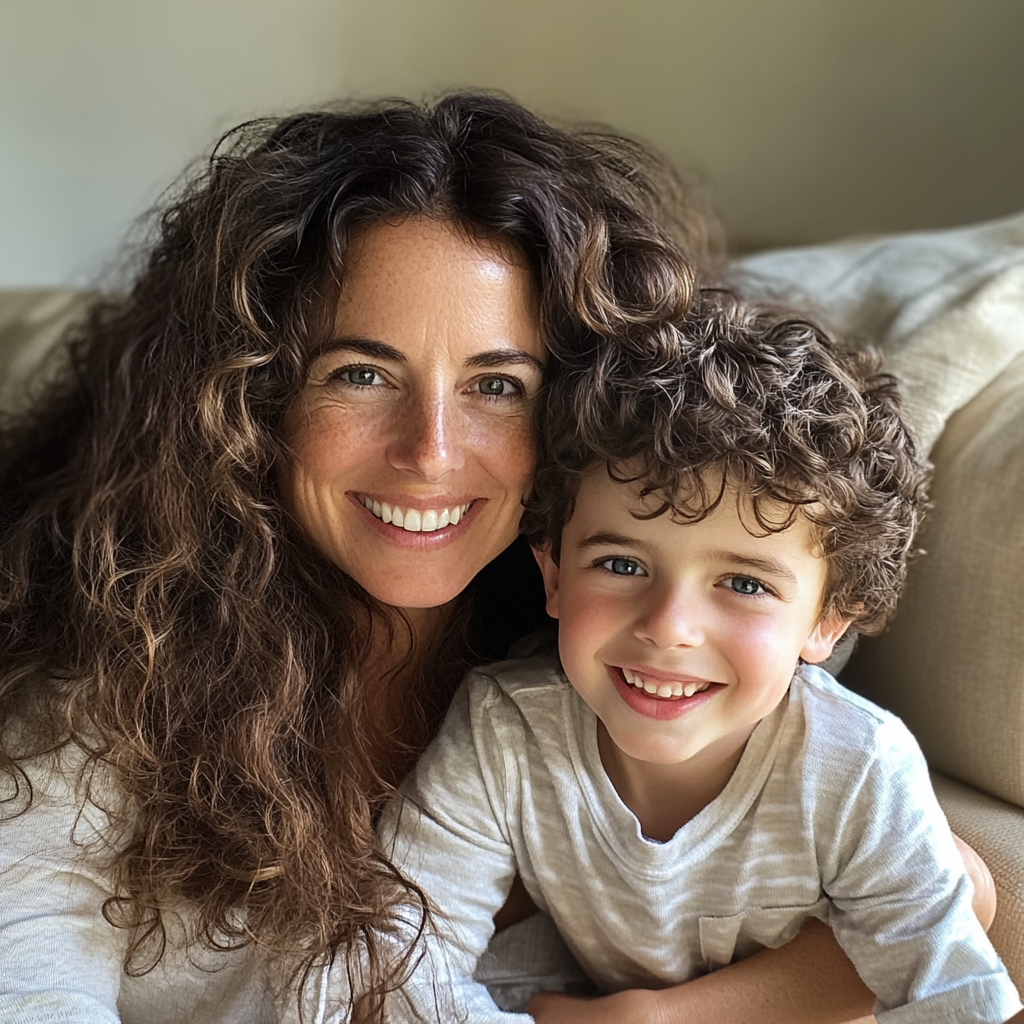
[819,716,1022,1024]
[377,674,531,1024]
[0,757,126,1023]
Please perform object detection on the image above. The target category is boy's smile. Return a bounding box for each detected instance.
[534,466,851,788]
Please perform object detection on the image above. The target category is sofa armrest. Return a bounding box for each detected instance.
[0,288,93,413]
[933,772,1024,992]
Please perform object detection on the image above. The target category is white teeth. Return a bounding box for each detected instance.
[363,497,469,532]
[623,668,710,700]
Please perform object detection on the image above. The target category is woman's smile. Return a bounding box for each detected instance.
[349,491,484,548]
[355,492,474,533]
[280,216,545,610]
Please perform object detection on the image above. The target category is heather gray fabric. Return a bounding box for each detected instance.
[380,657,1020,1024]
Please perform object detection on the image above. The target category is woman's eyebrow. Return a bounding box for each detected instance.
[464,350,545,372]
[311,339,544,371]
[315,337,406,361]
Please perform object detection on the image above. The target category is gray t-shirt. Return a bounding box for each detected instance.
[380,657,1022,1024]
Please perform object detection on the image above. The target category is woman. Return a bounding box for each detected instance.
[0,94,992,1024]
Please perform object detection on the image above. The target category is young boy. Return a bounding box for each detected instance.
[378,294,1023,1023]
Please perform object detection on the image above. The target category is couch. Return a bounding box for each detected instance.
[2,210,1023,1002]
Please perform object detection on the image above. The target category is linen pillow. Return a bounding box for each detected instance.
[735,210,1024,454]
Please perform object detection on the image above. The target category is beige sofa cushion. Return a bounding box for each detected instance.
[737,210,1024,454]
[0,289,93,413]
[934,772,1024,991]
[844,350,1024,809]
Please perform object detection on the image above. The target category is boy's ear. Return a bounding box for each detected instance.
[531,543,561,619]
[800,611,856,665]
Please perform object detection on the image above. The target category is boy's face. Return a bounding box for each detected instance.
[534,466,851,769]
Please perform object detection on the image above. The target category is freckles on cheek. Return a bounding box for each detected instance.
[474,417,536,487]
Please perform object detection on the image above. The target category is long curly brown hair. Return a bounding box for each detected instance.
[0,93,715,1019]
[523,290,930,636]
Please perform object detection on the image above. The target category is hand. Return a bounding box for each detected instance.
[527,988,668,1024]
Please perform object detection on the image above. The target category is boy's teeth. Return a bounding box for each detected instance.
[363,496,469,533]
[623,668,710,700]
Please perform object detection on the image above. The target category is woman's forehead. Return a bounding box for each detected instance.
[330,215,543,362]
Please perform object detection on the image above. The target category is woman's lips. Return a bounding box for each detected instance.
[349,492,484,548]
[608,665,724,721]
[357,494,472,533]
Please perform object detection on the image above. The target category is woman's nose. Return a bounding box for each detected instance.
[385,387,466,480]
[634,587,704,649]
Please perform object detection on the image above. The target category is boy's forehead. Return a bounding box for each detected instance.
[570,464,822,553]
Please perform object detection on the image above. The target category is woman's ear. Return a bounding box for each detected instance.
[800,611,856,665]
[531,543,561,619]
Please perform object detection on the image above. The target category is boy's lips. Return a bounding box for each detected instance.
[608,665,724,721]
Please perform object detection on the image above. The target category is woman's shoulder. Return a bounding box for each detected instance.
[0,725,126,881]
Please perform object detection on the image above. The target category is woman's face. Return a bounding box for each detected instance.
[280,216,545,611]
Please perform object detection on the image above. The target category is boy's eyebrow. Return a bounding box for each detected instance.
[312,336,544,371]
[577,533,801,585]
[711,550,799,585]
[577,531,644,550]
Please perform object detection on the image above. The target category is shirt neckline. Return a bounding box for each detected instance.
[561,676,791,880]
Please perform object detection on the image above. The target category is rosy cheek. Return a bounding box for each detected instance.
[720,616,785,661]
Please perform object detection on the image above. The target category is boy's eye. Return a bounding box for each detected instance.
[599,557,647,577]
[727,575,766,596]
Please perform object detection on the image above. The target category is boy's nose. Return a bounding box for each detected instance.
[634,588,704,649]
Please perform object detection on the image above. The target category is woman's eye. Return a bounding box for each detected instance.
[332,366,384,387]
[475,376,520,398]
[599,557,646,577]
[727,575,767,596]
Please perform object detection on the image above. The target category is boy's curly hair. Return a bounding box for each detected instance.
[522,290,931,635]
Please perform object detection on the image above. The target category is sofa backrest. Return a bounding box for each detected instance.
[844,350,1024,809]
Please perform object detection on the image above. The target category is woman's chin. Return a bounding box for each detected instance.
[354,568,479,614]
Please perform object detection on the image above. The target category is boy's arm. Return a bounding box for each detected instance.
[529,919,876,1024]
[377,676,530,1024]
[818,719,1020,1023]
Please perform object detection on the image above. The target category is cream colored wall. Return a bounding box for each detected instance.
[0,0,347,285]
[339,0,1024,250]
[3,0,1024,284]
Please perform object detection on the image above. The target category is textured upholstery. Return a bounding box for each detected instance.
[844,352,1024,810]
[933,773,1024,991]
[737,210,1024,454]
[0,288,93,412]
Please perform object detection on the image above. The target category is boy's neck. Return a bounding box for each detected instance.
[596,721,757,843]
